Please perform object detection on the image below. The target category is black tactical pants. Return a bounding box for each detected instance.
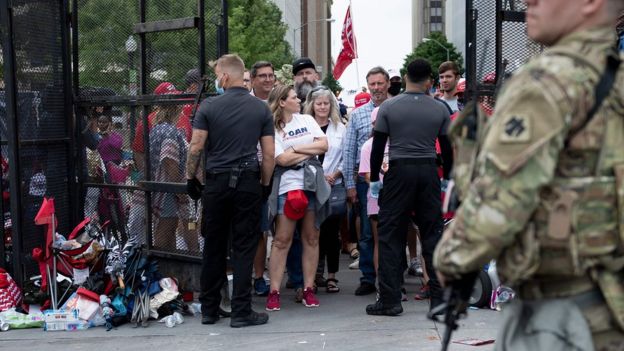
[377,159,443,307]
[199,171,262,319]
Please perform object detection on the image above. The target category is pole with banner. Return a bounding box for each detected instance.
[333,3,357,81]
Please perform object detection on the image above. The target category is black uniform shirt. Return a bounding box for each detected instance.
[193,87,274,172]
[375,93,450,160]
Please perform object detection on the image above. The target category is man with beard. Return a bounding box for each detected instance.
[343,66,390,296]
[438,61,464,113]
[293,57,320,105]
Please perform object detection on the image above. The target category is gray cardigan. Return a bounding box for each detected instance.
[267,157,331,229]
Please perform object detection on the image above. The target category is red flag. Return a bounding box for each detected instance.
[333,5,357,80]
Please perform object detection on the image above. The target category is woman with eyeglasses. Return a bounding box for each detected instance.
[265,85,330,311]
[303,86,346,293]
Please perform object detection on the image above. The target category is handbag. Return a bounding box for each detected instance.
[328,183,347,218]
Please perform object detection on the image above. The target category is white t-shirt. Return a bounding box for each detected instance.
[442,97,459,113]
[275,114,325,195]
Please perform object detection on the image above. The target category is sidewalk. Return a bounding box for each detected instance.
[0,255,500,351]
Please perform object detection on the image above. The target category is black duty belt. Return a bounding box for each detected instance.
[205,170,259,180]
[389,158,437,167]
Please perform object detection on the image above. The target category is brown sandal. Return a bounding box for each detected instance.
[326,278,340,293]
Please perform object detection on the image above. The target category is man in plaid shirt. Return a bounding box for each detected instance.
[342,66,390,295]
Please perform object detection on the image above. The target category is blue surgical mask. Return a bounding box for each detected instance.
[214,77,225,95]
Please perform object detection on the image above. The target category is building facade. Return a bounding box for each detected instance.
[269,0,302,57]
[270,0,332,78]
[445,1,466,59]
[412,0,446,48]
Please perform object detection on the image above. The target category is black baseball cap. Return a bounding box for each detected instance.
[184,68,201,86]
[292,57,316,75]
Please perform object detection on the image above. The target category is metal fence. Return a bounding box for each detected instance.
[0,0,227,283]
[0,0,74,282]
[73,0,226,262]
[465,0,543,110]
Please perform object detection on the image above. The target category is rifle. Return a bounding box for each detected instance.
[428,272,478,351]
[432,40,492,350]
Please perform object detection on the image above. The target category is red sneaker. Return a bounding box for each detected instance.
[265,290,281,311]
[414,284,430,301]
[302,287,320,307]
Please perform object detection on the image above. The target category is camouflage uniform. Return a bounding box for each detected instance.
[434,26,624,350]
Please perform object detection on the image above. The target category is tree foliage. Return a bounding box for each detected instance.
[77,0,211,94]
[228,0,294,69]
[73,0,294,93]
[322,68,343,95]
[401,32,463,83]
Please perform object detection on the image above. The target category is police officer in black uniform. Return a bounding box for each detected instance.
[186,54,275,327]
[366,59,453,316]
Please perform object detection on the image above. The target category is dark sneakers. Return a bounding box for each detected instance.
[201,315,219,325]
[230,311,269,328]
[354,282,377,296]
[365,301,403,316]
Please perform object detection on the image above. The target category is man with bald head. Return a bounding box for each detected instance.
[186,54,275,328]
[434,0,624,349]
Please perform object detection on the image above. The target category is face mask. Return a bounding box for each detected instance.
[388,81,402,96]
[214,77,225,95]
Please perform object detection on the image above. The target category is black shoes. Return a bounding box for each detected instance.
[354,282,377,296]
[230,311,269,328]
[365,301,403,316]
[218,307,231,317]
[201,314,219,325]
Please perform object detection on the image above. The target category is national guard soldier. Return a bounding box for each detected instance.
[186,54,275,328]
[434,0,624,349]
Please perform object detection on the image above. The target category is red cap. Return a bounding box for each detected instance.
[354,92,371,108]
[154,82,179,95]
[283,190,309,220]
[456,78,466,94]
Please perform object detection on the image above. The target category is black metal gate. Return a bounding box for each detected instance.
[0,0,75,283]
[465,0,544,108]
[0,0,227,284]
[72,0,227,263]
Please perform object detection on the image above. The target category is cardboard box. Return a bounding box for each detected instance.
[44,309,88,331]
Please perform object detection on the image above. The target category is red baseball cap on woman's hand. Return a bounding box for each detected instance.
[284,190,309,220]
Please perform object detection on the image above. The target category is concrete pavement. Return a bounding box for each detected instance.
[0,255,501,351]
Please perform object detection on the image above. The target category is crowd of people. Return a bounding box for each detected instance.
[180,52,463,327]
[76,43,466,328]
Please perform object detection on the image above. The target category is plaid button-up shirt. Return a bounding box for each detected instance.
[342,101,375,189]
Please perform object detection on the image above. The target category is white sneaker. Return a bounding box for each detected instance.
[349,259,359,270]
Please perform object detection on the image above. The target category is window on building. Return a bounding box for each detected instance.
[430,0,442,7]
[430,23,443,32]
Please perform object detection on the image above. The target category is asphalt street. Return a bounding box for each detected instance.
[0,255,501,351]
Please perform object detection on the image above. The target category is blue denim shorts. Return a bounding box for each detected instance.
[277,190,316,215]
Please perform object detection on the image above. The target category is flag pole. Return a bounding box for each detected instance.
[350,0,361,88]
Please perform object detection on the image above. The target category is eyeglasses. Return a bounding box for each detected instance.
[257,73,275,80]
[243,79,250,83]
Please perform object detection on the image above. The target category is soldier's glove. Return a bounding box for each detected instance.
[187,178,204,200]
[370,181,383,199]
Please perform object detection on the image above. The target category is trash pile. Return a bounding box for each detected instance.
[0,197,195,332]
